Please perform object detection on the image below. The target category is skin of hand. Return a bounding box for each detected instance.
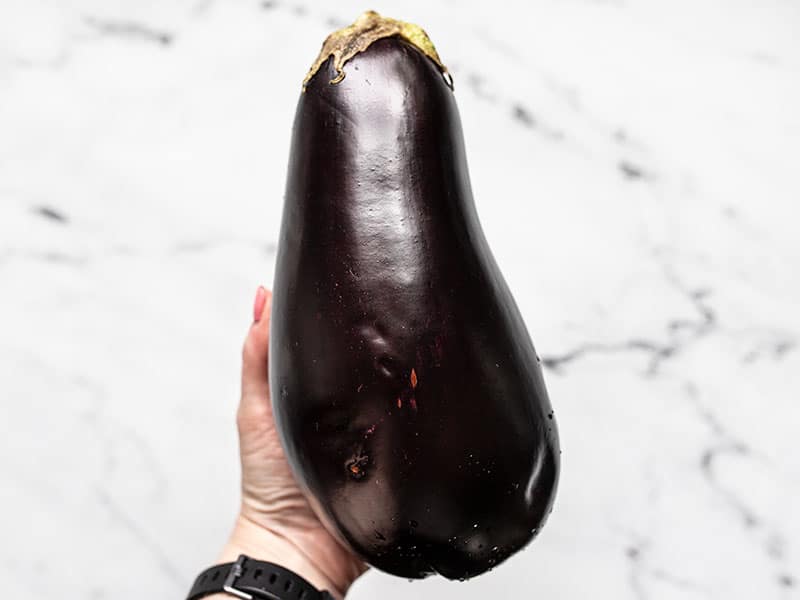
[208,286,366,599]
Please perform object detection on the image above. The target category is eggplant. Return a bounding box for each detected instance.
[270,11,559,580]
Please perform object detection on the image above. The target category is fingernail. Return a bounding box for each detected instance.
[253,286,267,322]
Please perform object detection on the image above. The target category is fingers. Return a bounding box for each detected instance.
[240,286,273,422]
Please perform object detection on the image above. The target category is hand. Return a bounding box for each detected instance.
[213,286,366,599]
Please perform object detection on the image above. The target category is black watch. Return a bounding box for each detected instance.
[186,554,335,600]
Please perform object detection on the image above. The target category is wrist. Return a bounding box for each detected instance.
[210,513,349,599]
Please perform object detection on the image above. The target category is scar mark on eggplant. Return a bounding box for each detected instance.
[779,574,795,588]
[375,355,397,378]
[394,370,419,411]
[33,205,68,224]
[83,17,174,46]
[346,451,369,480]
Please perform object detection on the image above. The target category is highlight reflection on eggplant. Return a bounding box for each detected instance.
[270,11,560,580]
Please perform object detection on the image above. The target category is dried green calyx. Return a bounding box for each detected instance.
[302,10,452,90]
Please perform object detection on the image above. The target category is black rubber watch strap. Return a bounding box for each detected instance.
[187,555,335,600]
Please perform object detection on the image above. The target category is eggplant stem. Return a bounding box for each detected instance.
[302,10,451,91]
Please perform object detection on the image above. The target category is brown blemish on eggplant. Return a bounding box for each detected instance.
[375,355,397,378]
[346,451,369,480]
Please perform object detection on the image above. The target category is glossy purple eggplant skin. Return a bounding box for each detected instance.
[270,37,559,580]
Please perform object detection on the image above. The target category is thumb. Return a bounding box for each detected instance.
[240,286,273,419]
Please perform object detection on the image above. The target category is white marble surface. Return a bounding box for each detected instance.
[1,0,799,597]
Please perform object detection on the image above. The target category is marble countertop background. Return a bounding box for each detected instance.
[1,0,798,598]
